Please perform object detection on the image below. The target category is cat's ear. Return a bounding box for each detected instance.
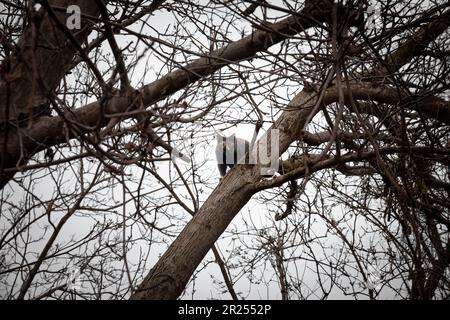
[216,132,225,141]
[229,133,236,139]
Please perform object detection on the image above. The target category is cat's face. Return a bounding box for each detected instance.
[216,133,236,153]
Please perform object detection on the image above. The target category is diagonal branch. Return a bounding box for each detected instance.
[0,0,335,189]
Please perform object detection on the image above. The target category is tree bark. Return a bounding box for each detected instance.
[0,0,101,186]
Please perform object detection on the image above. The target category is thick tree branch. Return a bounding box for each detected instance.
[0,0,333,188]
[0,0,101,123]
[130,79,450,299]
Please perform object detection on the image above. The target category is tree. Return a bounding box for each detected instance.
[0,0,449,300]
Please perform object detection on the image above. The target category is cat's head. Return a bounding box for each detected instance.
[215,132,235,141]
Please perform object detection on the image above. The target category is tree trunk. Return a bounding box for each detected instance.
[0,0,101,186]
[130,89,317,299]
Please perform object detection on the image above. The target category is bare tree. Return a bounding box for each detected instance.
[0,0,449,300]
